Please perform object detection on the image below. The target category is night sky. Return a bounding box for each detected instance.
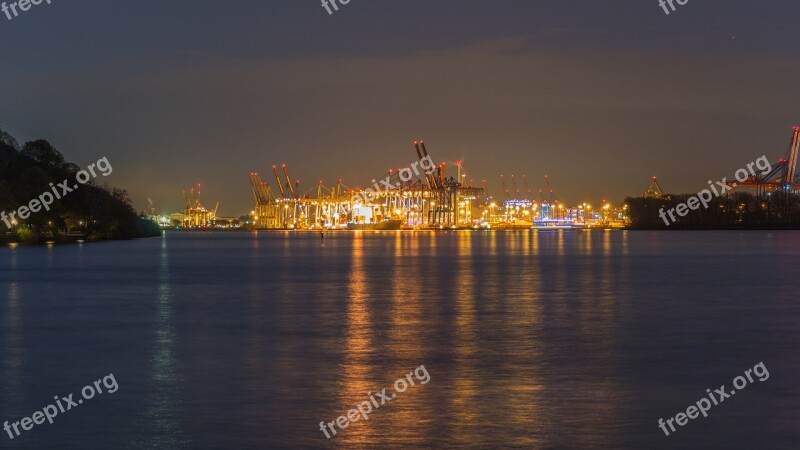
[1,0,799,215]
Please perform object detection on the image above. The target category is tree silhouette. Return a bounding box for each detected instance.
[0,126,159,243]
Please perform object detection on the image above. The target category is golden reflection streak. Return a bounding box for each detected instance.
[393,232,429,441]
[335,233,375,448]
[570,229,624,447]
[448,232,481,446]
[386,232,431,362]
[361,232,432,448]
[580,228,593,259]
[530,227,540,254]
[502,231,544,448]
[488,229,497,256]
[550,230,570,323]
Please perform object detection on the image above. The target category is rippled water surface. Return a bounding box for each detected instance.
[1,230,798,449]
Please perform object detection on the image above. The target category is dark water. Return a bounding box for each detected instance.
[1,230,798,449]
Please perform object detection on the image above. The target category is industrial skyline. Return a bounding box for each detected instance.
[1,1,799,215]
[3,3,800,449]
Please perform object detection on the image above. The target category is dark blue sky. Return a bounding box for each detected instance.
[1,1,799,214]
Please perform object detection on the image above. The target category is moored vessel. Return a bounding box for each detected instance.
[347,219,403,230]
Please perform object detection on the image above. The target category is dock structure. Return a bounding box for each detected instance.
[181,184,217,227]
[735,126,800,196]
[248,141,486,229]
[246,140,640,230]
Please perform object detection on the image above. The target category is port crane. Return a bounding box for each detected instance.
[643,176,667,199]
[735,126,800,195]
[510,175,521,200]
[282,164,298,199]
[248,140,485,229]
[272,165,286,198]
[522,175,533,201]
[181,183,215,227]
[499,175,510,200]
[544,175,555,204]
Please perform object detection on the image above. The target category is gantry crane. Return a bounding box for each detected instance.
[499,175,510,200]
[510,174,520,200]
[522,175,532,201]
[272,165,286,198]
[181,183,214,227]
[544,174,555,204]
[643,176,667,199]
[282,164,297,199]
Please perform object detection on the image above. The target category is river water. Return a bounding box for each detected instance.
[1,230,798,449]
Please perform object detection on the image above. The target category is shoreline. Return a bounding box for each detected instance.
[164,227,800,233]
[7,227,799,246]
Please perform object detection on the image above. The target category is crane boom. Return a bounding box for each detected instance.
[500,175,510,199]
[273,165,286,198]
[544,175,555,203]
[522,175,532,201]
[258,175,272,203]
[420,141,442,189]
[413,141,424,160]
[511,174,520,200]
[261,181,272,203]
[283,164,297,199]
[784,127,800,185]
[249,173,260,204]
[415,141,441,189]
[261,182,272,201]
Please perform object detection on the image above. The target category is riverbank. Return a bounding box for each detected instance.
[1,218,161,245]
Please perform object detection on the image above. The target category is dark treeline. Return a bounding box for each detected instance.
[626,192,800,229]
[0,127,159,244]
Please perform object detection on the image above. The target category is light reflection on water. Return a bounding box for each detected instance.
[142,234,183,447]
[0,230,798,449]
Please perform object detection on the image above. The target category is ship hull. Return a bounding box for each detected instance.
[347,220,403,231]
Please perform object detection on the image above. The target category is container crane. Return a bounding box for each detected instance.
[249,173,272,205]
[414,141,439,189]
[273,165,286,198]
[522,175,533,201]
[282,164,297,199]
[544,175,555,203]
[643,176,666,199]
[511,174,520,200]
[499,175,510,199]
